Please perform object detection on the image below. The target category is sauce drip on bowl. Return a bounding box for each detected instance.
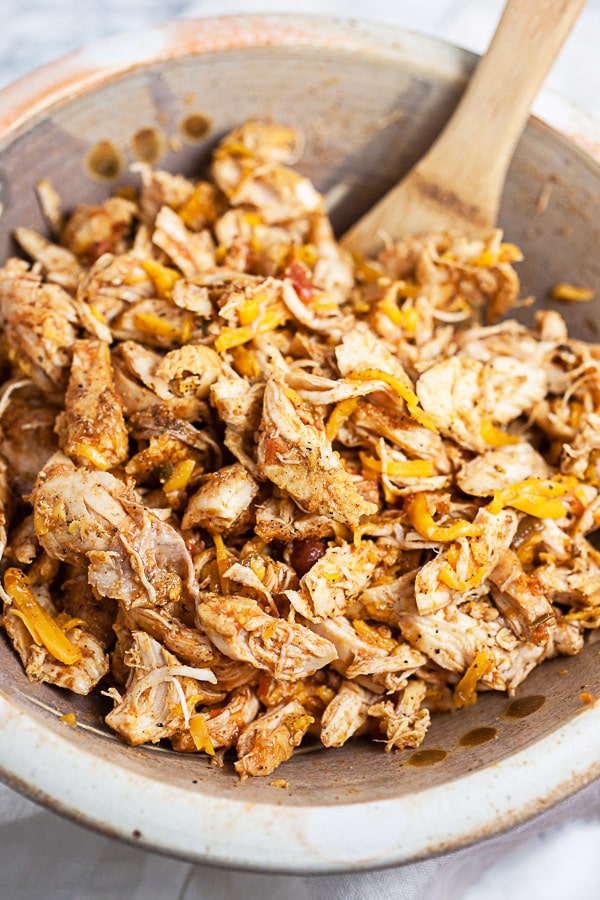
[406,749,447,767]
[503,695,546,720]
[85,139,123,181]
[458,726,498,748]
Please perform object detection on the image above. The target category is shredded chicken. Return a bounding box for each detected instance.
[182,463,259,534]
[62,338,129,470]
[320,680,376,747]
[0,119,598,778]
[105,630,216,745]
[195,592,337,680]
[234,700,314,778]
[256,376,377,527]
[0,259,78,390]
[30,453,197,612]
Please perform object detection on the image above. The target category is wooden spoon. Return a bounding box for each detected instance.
[342,0,587,256]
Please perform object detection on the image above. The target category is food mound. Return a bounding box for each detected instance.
[0,120,598,779]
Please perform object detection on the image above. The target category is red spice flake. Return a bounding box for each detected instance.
[286,261,316,303]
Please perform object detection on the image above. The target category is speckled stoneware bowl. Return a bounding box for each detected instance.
[1,14,600,874]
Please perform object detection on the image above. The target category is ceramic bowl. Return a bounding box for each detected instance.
[1,14,600,873]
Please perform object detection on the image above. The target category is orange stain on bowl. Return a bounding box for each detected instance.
[503,694,546,720]
[458,726,498,748]
[406,748,447,767]
[85,139,123,182]
[130,126,165,164]
[180,112,211,142]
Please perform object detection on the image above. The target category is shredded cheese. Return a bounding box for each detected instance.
[378,295,419,334]
[141,260,182,298]
[282,386,305,409]
[262,620,280,641]
[469,244,522,267]
[405,493,482,542]
[347,368,437,432]
[231,345,260,379]
[377,282,420,332]
[178,184,217,229]
[351,252,384,283]
[285,713,315,737]
[325,397,359,442]
[515,533,544,567]
[291,244,318,266]
[238,295,261,326]
[163,458,196,494]
[249,557,267,581]
[499,242,523,263]
[4,568,82,665]
[242,210,263,225]
[438,540,490,590]
[439,562,487,591]
[360,453,435,479]
[215,301,289,352]
[400,306,419,334]
[565,607,600,625]
[133,310,190,342]
[89,304,108,324]
[215,324,254,352]
[453,650,495,708]
[189,714,216,754]
[57,615,88,632]
[353,618,396,651]
[480,420,520,448]
[378,292,404,326]
[69,441,113,471]
[551,282,595,302]
[59,712,77,726]
[487,477,577,518]
[213,534,231,595]
[309,294,339,315]
[580,691,597,705]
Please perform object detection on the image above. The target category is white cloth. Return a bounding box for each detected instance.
[3,778,600,899]
[1,1,600,897]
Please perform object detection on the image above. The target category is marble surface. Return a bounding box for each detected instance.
[1,2,600,898]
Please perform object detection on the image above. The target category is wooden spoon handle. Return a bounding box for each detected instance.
[417,0,587,225]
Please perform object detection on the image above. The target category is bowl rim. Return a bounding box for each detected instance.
[1,12,600,874]
[3,686,600,872]
[1,12,599,163]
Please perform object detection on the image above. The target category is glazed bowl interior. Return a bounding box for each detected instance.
[1,14,600,874]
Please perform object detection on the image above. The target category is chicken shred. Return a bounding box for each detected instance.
[196,592,337,680]
[256,376,377,528]
[62,339,129,470]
